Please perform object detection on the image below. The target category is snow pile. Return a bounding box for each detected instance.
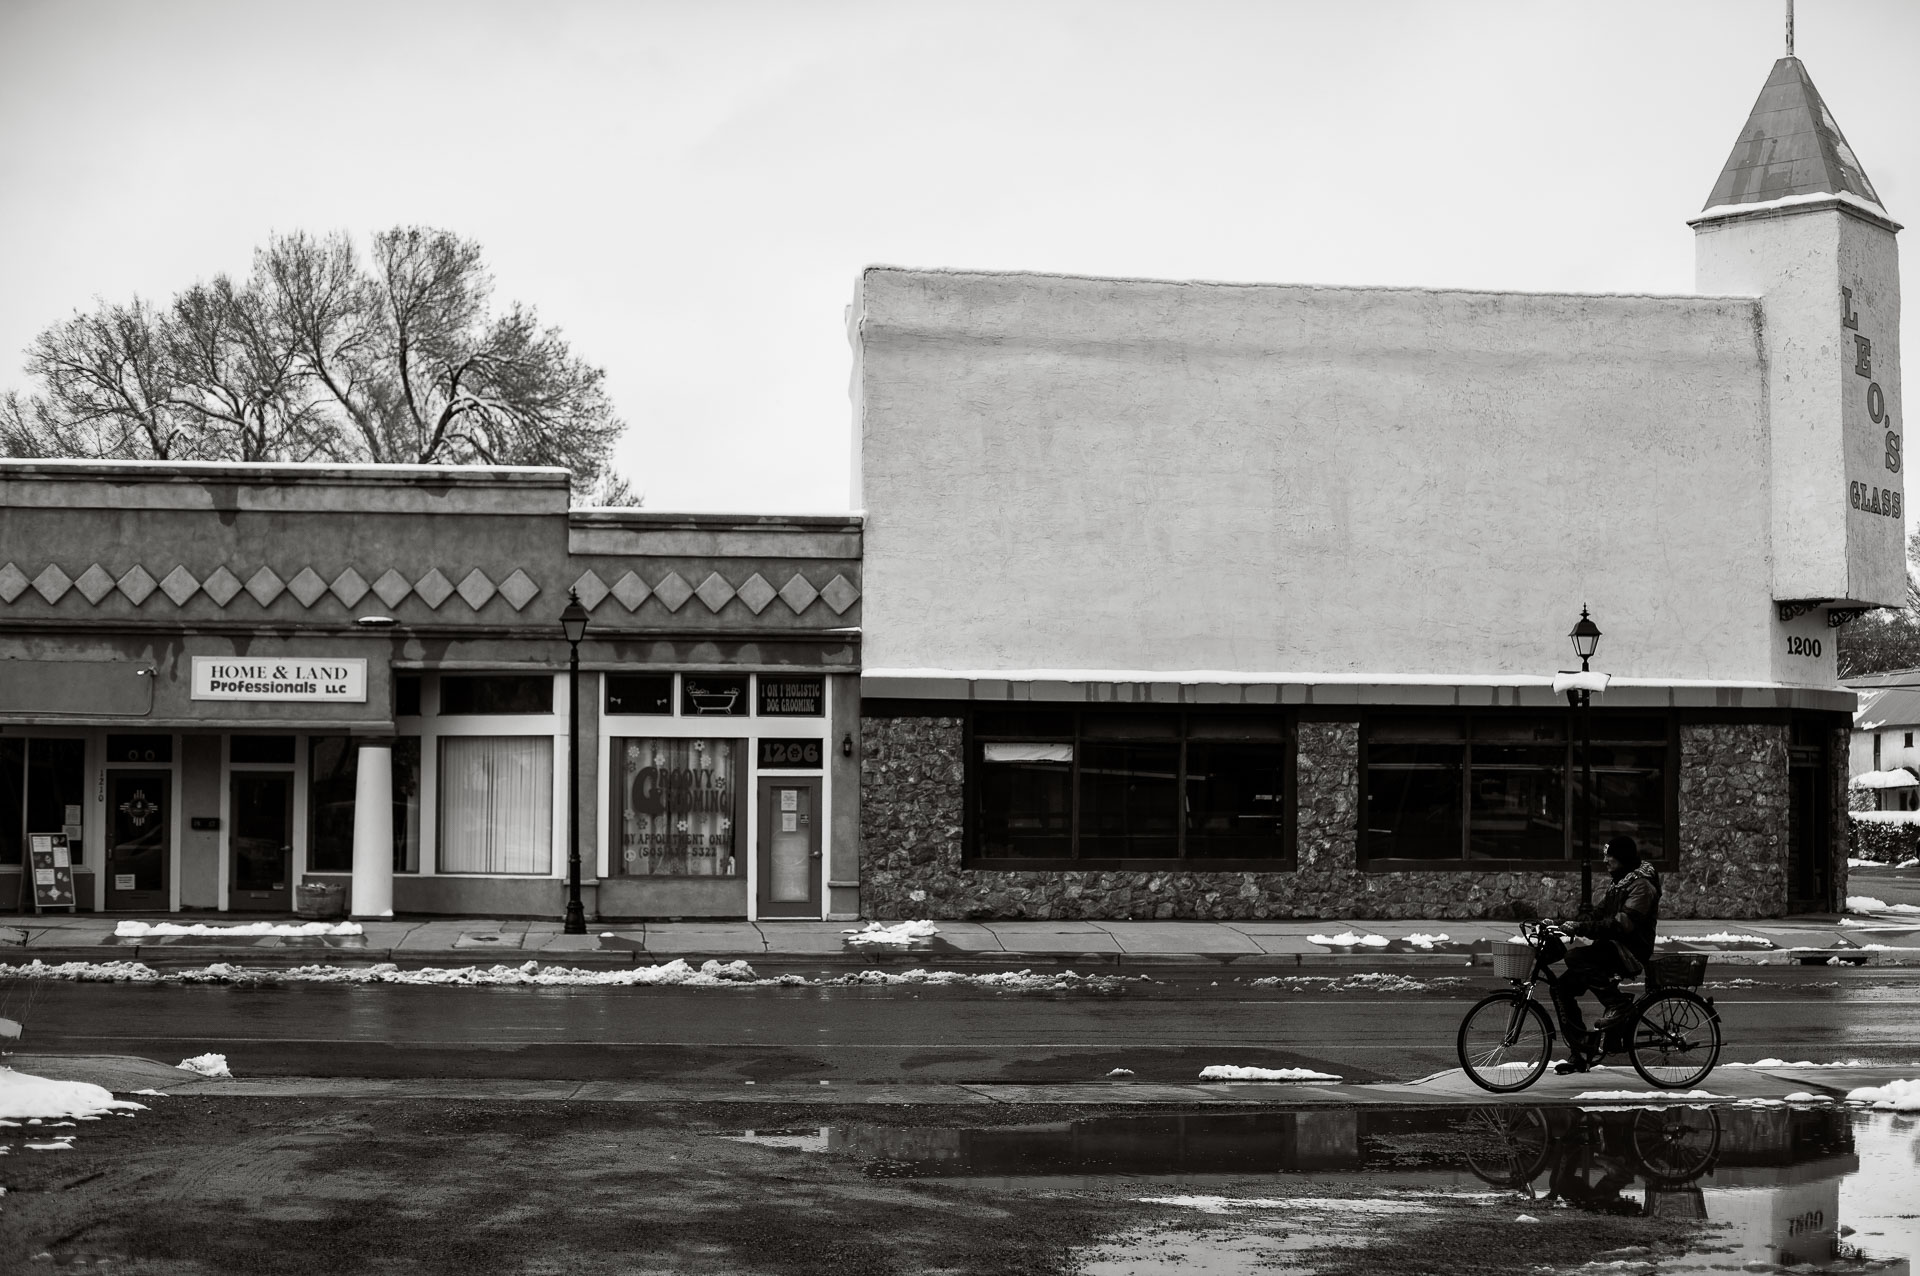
[1782,1093,1829,1103]
[1845,1078,1920,1111]
[1307,931,1389,947]
[1,957,1146,993]
[1107,1068,1135,1077]
[1657,933,1773,946]
[1405,933,1452,949]
[176,1054,231,1078]
[1724,1058,1871,1068]
[0,1068,146,1120]
[1552,671,1610,695]
[1900,858,1920,869]
[0,959,164,982]
[842,920,939,947]
[1573,1090,1727,1102]
[1847,896,1920,915]
[115,920,362,938]
[1199,1064,1341,1081]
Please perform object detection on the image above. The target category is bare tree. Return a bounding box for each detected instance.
[4,226,629,496]
[1837,526,1920,678]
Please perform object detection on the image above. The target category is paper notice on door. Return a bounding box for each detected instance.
[780,790,798,811]
[62,824,82,844]
[114,874,136,891]
[64,805,83,825]
[780,812,798,833]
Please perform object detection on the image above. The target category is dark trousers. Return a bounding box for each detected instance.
[1552,942,1635,1042]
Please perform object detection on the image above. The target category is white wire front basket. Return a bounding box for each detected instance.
[1492,938,1535,980]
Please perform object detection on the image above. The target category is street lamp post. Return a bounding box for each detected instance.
[1567,606,1602,909]
[560,589,590,935]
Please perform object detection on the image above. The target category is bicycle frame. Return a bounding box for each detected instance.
[1504,920,1720,1055]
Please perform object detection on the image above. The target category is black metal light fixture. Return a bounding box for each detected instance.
[841,732,853,758]
[1567,605,1602,907]
[560,589,590,935]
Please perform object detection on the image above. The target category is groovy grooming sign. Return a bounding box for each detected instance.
[191,657,367,702]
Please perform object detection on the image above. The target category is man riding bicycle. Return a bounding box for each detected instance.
[1552,835,1662,1073]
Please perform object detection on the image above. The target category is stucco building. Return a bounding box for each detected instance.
[850,54,1900,921]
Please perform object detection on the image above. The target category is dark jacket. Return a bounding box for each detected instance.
[1575,863,1662,970]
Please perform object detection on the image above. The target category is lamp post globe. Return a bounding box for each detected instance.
[1569,606,1601,670]
[560,590,589,934]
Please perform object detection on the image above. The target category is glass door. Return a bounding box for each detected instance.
[105,770,170,912]
[230,772,293,911]
[756,778,821,918]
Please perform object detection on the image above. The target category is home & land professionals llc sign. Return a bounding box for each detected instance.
[190,657,368,702]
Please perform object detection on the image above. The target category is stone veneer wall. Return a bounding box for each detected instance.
[859,715,1799,920]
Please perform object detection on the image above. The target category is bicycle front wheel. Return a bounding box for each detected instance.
[1627,990,1722,1089]
[1457,992,1554,1093]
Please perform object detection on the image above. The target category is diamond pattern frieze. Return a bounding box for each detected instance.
[571,570,609,611]
[32,564,72,604]
[116,565,157,606]
[652,571,693,613]
[372,569,412,609]
[456,568,497,611]
[202,566,243,606]
[330,567,370,609]
[498,569,539,612]
[159,566,200,606]
[243,566,284,607]
[609,571,651,611]
[74,564,116,605]
[736,573,776,615]
[0,562,28,604]
[287,567,329,608]
[778,572,819,614]
[694,571,736,613]
[820,573,860,615]
[414,568,454,610]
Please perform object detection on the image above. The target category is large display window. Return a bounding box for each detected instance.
[968,709,1289,868]
[1361,711,1672,868]
[611,737,744,877]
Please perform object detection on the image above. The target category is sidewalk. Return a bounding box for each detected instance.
[3,912,1918,970]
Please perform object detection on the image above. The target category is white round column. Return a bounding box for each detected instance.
[350,742,394,919]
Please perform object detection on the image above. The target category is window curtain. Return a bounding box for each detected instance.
[439,736,553,874]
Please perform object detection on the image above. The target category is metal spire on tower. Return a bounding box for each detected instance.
[1786,0,1795,57]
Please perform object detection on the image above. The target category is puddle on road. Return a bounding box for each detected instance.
[727,1104,1920,1274]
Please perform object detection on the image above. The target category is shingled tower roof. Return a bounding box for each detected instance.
[1702,56,1884,213]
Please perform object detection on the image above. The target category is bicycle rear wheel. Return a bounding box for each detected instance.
[1627,990,1721,1089]
[1457,992,1553,1093]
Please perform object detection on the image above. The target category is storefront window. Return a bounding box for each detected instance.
[309,737,357,873]
[439,675,554,715]
[309,737,425,873]
[439,736,553,874]
[2,739,86,867]
[1362,712,1671,866]
[970,710,1288,866]
[612,738,742,876]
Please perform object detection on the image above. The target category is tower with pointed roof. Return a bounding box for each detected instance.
[1693,54,1903,611]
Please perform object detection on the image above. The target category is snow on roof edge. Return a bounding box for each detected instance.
[1694,189,1895,224]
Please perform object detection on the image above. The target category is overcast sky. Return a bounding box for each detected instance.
[3,0,1917,518]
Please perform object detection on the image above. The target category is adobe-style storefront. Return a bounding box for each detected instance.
[846,54,1892,920]
[0,463,862,920]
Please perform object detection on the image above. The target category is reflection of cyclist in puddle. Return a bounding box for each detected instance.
[1465,1106,1719,1218]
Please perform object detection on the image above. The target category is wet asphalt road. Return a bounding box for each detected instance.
[4,966,1917,1084]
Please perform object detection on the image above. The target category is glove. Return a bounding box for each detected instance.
[1566,920,1592,939]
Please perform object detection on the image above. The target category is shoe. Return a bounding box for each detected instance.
[1554,1057,1590,1076]
[1593,1003,1631,1031]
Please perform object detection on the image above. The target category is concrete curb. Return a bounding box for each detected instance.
[11,1054,1915,1109]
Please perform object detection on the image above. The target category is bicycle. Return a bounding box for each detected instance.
[1456,919,1722,1093]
